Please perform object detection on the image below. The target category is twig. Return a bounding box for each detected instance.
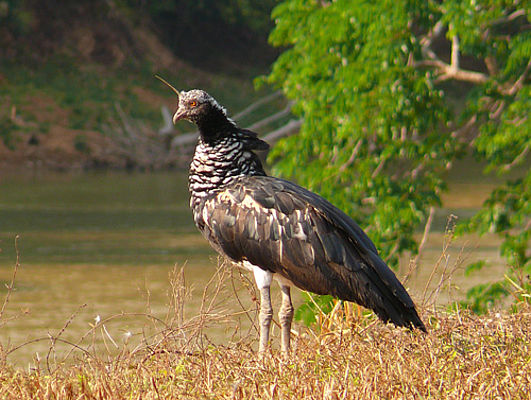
[170,131,199,148]
[171,116,300,149]
[420,20,445,58]
[230,268,259,336]
[507,59,531,96]
[451,115,477,140]
[6,337,96,361]
[489,9,527,26]
[422,215,457,306]
[405,207,435,283]
[46,303,87,373]
[503,145,529,172]
[169,94,289,148]
[371,157,386,179]
[338,140,362,173]
[0,235,21,324]
[115,101,138,139]
[430,242,469,308]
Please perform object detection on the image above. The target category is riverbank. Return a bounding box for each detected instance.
[1,284,529,399]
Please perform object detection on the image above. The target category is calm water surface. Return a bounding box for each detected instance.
[0,170,505,367]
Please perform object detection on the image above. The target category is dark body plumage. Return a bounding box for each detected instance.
[200,176,425,331]
[165,85,426,351]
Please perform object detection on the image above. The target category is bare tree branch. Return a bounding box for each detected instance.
[158,106,174,136]
[502,145,529,172]
[490,9,527,26]
[371,157,386,179]
[246,102,293,131]
[232,91,283,121]
[262,119,302,143]
[115,101,138,140]
[338,139,363,173]
[507,59,531,96]
[415,59,490,84]
[170,113,299,149]
[420,20,445,59]
[170,131,199,148]
[450,114,477,140]
[450,26,460,71]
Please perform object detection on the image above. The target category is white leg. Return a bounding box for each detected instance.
[252,267,273,353]
[278,284,294,353]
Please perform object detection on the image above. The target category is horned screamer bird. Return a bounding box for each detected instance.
[157,76,426,353]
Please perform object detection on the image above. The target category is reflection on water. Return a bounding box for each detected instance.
[0,170,505,367]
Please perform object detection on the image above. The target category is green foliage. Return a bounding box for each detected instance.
[0,57,169,137]
[0,0,35,35]
[74,134,90,154]
[267,0,530,312]
[0,115,18,149]
[461,281,509,314]
[294,293,335,326]
[267,0,452,263]
[464,260,486,277]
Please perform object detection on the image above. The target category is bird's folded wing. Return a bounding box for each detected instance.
[201,176,415,311]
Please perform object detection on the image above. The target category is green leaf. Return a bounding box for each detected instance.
[464,261,487,277]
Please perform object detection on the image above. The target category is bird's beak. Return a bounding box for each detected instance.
[155,74,183,125]
[172,107,187,124]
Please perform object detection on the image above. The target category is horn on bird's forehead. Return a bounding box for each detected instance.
[155,75,180,99]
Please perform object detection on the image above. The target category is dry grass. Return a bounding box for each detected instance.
[1,257,530,400]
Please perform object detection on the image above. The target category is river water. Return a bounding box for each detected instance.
[0,170,504,367]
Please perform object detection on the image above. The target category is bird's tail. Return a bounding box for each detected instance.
[358,252,427,333]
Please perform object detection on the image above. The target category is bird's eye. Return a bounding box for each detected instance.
[189,100,197,107]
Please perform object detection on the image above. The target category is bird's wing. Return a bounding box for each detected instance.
[238,128,270,151]
[201,176,425,330]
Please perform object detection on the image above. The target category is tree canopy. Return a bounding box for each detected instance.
[266,0,530,311]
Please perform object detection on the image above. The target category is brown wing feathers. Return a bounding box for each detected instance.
[202,175,426,332]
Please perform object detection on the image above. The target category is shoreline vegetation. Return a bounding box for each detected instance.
[1,171,529,398]
[1,260,530,399]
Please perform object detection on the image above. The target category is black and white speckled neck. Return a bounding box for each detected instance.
[170,88,268,226]
[188,122,266,217]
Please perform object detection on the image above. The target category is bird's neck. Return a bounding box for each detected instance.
[188,133,266,213]
[196,109,235,141]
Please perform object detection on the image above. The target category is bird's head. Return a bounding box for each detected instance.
[173,89,227,125]
[155,75,228,128]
